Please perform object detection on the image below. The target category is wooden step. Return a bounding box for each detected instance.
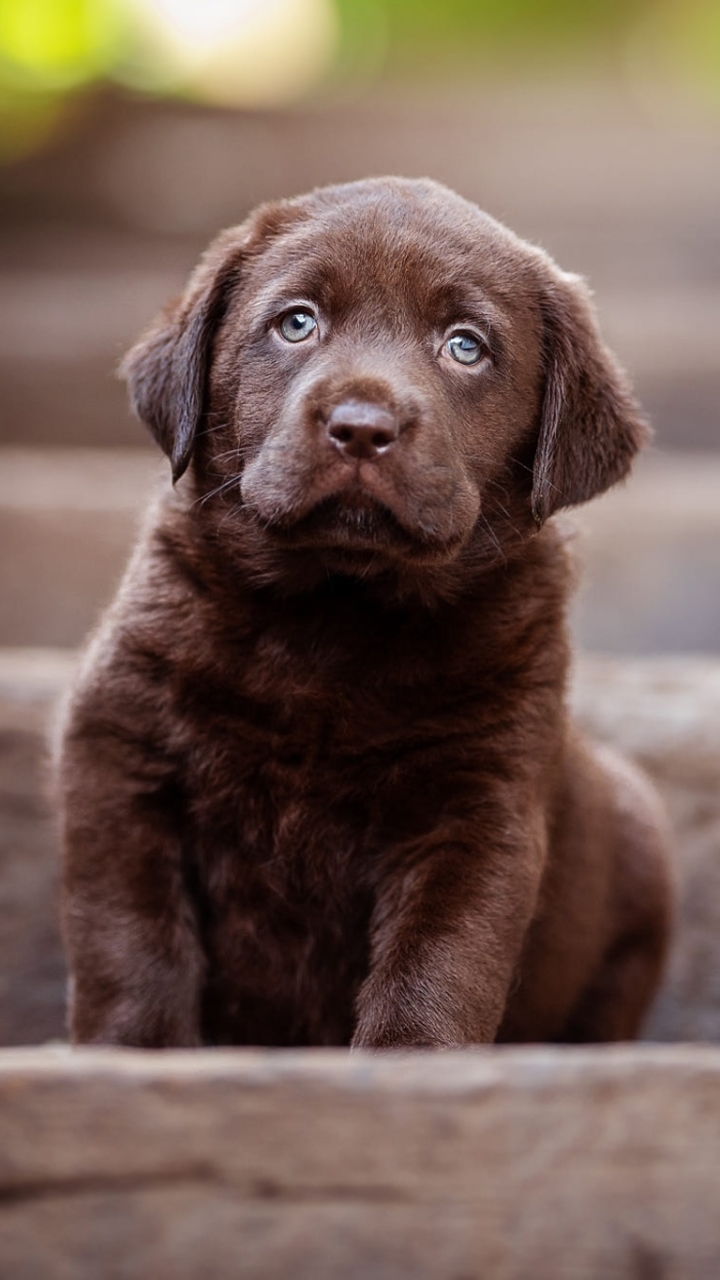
[2,1042,720,1277]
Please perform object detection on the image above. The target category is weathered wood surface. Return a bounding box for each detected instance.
[0,650,74,1045]
[1,1044,719,1279]
[2,649,720,1047]
[572,657,720,1042]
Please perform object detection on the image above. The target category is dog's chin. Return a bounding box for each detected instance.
[256,493,459,572]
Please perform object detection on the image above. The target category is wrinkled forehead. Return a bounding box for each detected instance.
[237,188,543,330]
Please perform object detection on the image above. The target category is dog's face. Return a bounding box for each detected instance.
[122,178,647,591]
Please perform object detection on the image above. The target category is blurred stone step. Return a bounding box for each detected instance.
[0,448,162,647]
[1,647,720,1048]
[3,89,720,254]
[1,447,719,652]
[2,1042,720,1278]
[0,268,180,447]
[570,451,720,653]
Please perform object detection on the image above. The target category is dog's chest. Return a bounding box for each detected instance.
[188,589,468,833]
[187,671,410,903]
[180,609,483,1042]
[185,615,472,872]
[188,699,382,1045]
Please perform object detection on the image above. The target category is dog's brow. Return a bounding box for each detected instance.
[242,277,317,329]
[429,283,506,328]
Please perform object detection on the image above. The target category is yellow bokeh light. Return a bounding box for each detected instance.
[126,0,339,106]
[138,0,272,53]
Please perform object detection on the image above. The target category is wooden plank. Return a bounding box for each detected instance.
[1,1045,719,1278]
[0,650,76,1046]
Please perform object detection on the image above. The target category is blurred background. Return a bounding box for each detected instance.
[0,0,719,652]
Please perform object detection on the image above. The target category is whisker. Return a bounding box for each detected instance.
[194,420,230,440]
[505,454,536,478]
[478,511,507,566]
[483,484,524,542]
[191,474,243,508]
[206,448,243,467]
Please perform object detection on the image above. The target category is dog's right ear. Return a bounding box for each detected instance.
[119,231,246,483]
[531,268,649,524]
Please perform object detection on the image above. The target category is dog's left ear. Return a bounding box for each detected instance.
[119,231,244,483]
[531,270,649,523]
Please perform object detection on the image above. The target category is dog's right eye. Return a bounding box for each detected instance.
[446,330,487,366]
[278,310,318,343]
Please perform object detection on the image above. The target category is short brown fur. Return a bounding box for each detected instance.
[57,178,673,1048]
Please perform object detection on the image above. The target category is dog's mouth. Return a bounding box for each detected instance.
[252,478,471,573]
[236,435,482,573]
[264,490,411,548]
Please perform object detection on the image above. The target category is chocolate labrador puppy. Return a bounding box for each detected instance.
[58,177,673,1048]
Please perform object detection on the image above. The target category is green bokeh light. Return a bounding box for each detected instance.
[0,0,126,90]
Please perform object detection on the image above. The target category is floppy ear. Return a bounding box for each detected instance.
[531,271,650,523]
[119,231,244,483]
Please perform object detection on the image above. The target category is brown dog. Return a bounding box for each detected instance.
[57,177,673,1048]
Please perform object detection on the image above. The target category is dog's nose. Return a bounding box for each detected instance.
[327,400,400,460]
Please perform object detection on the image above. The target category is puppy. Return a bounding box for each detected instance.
[58,177,673,1048]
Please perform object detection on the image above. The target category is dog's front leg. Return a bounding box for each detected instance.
[352,823,546,1049]
[60,731,204,1048]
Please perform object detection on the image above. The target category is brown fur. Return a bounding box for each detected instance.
[57,178,673,1048]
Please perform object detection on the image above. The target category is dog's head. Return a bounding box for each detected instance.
[121,178,647,590]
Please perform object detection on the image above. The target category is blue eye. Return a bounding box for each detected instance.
[447,331,486,366]
[279,310,317,343]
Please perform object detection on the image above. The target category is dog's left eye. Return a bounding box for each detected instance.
[446,331,486,366]
[278,310,318,343]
